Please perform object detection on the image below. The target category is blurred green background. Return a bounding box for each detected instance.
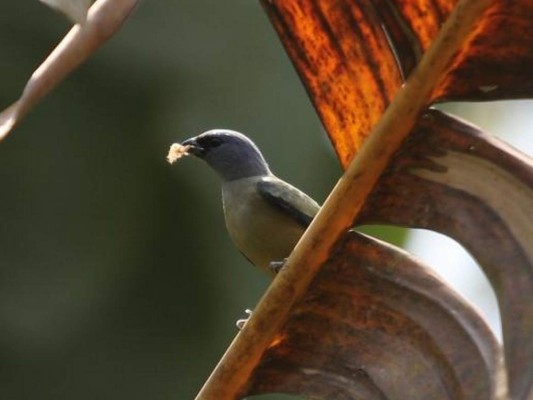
[3,1,528,399]
[0,1,343,399]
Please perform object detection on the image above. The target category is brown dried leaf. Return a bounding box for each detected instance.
[262,0,533,166]
[261,0,458,167]
[261,0,533,397]
[261,1,403,167]
[260,7,533,396]
[242,232,504,400]
[390,1,455,46]
[433,1,533,101]
[371,0,457,79]
[0,0,138,142]
[360,109,533,400]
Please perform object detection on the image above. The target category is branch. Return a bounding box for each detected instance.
[0,0,138,142]
[194,0,494,399]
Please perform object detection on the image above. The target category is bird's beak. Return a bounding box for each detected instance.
[181,137,205,157]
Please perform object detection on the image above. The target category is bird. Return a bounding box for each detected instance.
[170,130,320,276]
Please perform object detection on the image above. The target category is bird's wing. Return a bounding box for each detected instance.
[257,176,320,229]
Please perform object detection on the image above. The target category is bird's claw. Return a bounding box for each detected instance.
[236,309,253,330]
[269,258,288,274]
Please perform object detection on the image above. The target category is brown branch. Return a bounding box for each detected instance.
[194,0,495,399]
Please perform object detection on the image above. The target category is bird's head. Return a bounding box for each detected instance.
[179,130,271,181]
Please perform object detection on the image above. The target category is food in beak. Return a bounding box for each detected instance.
[167,143,191,164]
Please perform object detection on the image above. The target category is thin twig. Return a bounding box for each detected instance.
[0,0,138,142]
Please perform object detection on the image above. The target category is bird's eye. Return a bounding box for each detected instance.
[207,137,222,148]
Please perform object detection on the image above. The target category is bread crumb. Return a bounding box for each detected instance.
[167,143,191,164]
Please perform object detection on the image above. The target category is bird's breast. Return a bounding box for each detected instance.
[222,178,306,273]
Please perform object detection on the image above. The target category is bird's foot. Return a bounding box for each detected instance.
[236,309,253,330]
[269,258,288,275]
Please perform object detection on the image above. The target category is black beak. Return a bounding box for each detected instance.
[181,138,205,157]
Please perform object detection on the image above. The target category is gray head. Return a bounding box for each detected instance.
[181,130,271,181]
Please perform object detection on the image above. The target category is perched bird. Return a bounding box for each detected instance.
[170,130,320,275]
